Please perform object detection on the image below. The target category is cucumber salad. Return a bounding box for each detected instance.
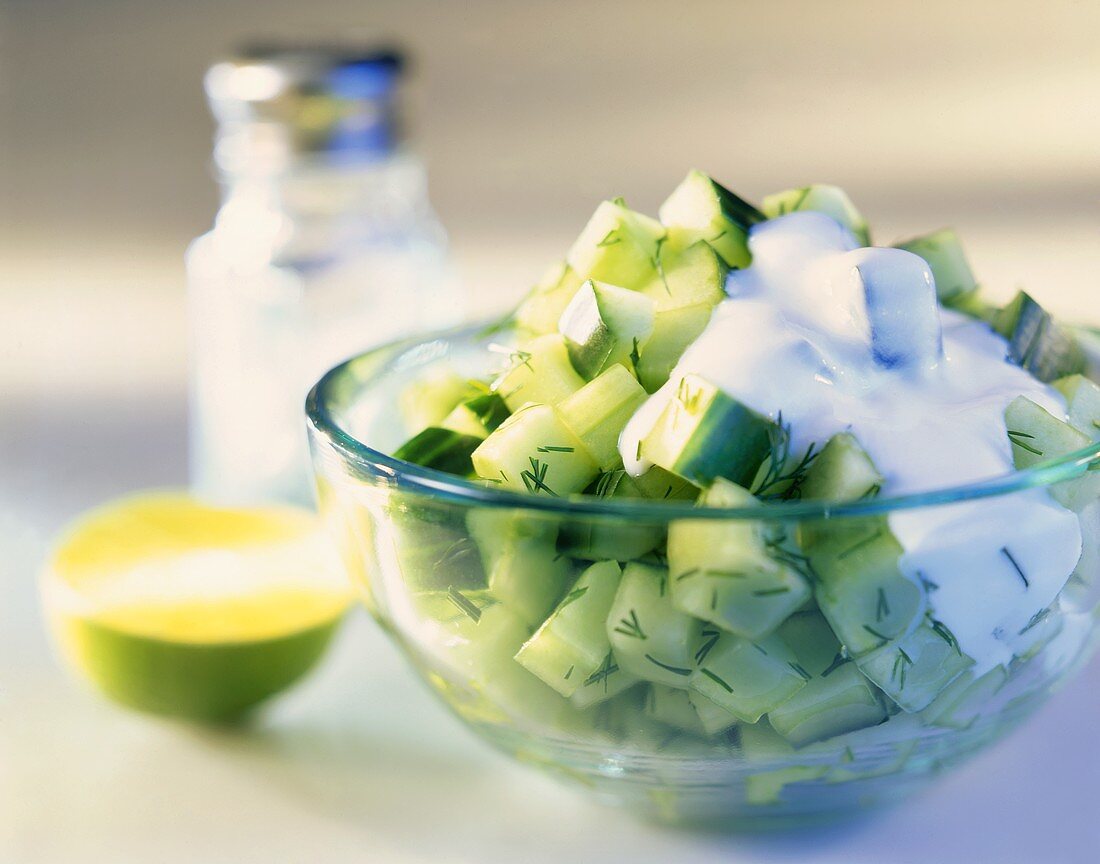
[390,171,1100,778]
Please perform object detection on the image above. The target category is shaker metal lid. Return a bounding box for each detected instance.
[204,43,407,162]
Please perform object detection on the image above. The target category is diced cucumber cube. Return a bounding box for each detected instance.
[493,333,587,411]
[855,621,974,712]
[570,651,639,708]
[515,561,623,697]
[641,374,776,486]
[558,364,648,469]
[641,240,728,313]
[398,368,469,432]
[644,684,707,735]
[1006,395,1100,511]
[636,303,715,393]
[745,766,830,806]
[893,228,977,303]
[855,248,943,372]
[689,690,739,736]
[668,480,810,640]
[389,503,485,592]
[393,427,483,475]
[690,632,808,724]
[762,184,870,246]
[561,467,695,563]
[1053,374,1100,438]
[798,432,883,502]
[809,522,926,657]
[466,510,571,627]
[993,291,1086,383]
[769,614,886,746]
[921,665,1007,730]
[566,200,665,289]
[558,280,656,380]
[658,170,763,269]
[471,404,598,495]
[515,261,585,337]
[441,390,510,440]
[607,562,702,688]
[447,603,570,725]
[629,464,700,501]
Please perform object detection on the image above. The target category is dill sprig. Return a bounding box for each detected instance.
[837,528,884,561]
[821,652,850,678]
[699,668,734,693]
[788,662,812,682]
[558,585,589,609]
[753,412,819,501]
[695,626,721,664]
[612,609,647,640]
[594,469,626,498]
[929,617,961,654]
[644,654,692,677]
[521,457,558,496]
[892,648,913,689]
[875,587,891,622]
[1007,429,1044,457]
[583,652,620,693]
[537,444,574,453]
[862,623,891,648]
[1000,546,1030,589]
[446,586,483,623]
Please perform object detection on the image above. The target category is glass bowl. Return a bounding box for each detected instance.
[305,323,1100,829]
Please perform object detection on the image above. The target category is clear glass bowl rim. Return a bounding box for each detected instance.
[306,321,1100,523]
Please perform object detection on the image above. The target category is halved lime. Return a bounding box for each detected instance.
[42,492,352,722]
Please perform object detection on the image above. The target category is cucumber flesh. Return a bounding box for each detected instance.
[515,560,623,697]
[398,368,469,433]
[855,620,974,712]
[641,374,776,486]
[1005,395,1100,511]
[515,261,585,337]
[644,684,707,735]
[762,184,869,246]
[668,479,810,640]
[471,404,598,496]
[689,631,808,724]
[641,239,728,313]
[797,432,883,502]
[606,562,702,688]
[893,228,977,303]
[636,304,715,393]
[494,333,587,411]
[1053,374,1100,437]
[767,613,886,746]
[658,170,763,269]
[557,361,649,471]
[466,509,572,627]
[808,522,926,657]
[559,280,655,380]
[567,200,665,290]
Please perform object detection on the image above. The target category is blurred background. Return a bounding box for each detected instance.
[2,2,1098,862]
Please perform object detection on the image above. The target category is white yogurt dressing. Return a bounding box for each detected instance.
[620,212,1082,674]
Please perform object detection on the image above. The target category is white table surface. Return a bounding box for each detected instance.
[3,233,1100,864]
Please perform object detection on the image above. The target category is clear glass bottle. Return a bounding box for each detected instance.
[187,45,460,506]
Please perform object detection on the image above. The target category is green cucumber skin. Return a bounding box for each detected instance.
[642,377,776,488]
[666,400,774,488]
[393,427,483,475]
[994,291,1086,383]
